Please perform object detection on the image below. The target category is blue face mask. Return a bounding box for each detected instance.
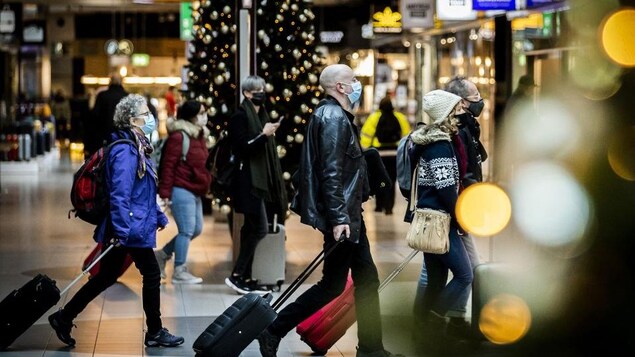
[134,113,156,135]
[341,81,362,104]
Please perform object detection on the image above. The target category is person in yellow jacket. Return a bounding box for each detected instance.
[360,96,411,215]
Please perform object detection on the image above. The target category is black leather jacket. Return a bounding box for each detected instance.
[291,96,370,243]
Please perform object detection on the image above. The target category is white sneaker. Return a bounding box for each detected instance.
[154,250,171,279]
[172,265,203,284]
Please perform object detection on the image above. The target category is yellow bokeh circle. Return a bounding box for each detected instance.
[456,183,512,236]
[601,8,635,67]
[479,294,532,345]
[608,126,635,181]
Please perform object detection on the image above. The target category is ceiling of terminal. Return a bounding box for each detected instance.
[30,0,362,13]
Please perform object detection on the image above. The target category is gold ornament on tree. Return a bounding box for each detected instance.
[295,134,304,143]
[277,145,287,158]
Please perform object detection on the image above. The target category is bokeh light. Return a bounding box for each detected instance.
[456,183,512,236]
[511,162,591,247]
[479,294,532,345]
[507,99,581,159]
[569,50,622,101]
[608,126,635,181]
[601,8,635,68]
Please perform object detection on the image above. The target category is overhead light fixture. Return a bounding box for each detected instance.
[133,0,154,4]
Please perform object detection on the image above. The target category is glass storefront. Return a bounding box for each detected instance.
[432,22,497,181]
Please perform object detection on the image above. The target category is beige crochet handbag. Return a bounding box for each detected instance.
[406,164,450,254]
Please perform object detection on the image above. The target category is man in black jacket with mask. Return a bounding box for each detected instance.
[257,64,402,357]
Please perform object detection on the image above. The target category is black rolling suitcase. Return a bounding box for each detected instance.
[192,235,344,356]
[0,243,115,350]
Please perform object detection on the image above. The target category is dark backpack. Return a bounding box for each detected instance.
[374,112,402,144]
[68,138,135,225]
[207,131,235,195]
[396,133,414,198]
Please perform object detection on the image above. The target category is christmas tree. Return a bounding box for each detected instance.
[185,0,323,210]
[255,0,324,187]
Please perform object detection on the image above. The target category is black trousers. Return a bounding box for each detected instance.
[269,218,384,353]
[376,154,397,212]
[61,245,163,334]
[233,200,268,279]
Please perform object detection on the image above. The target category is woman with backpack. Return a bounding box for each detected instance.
[154,100,211,284]
[360,95,410,215]
[49,94,184,348]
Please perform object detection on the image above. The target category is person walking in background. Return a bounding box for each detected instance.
[258,64,403,357]
[407,90,473,351]
[225,75,287,295]
[48,94,184,348]
[164,86,177,119]
[88,73,127,156]
[50,89,71,143]
[154,100,211,284]
[360,95,410,215]
[505,74,537,119]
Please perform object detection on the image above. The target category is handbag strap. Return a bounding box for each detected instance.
[408,163,419,213]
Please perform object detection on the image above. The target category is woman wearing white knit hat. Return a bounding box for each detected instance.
[407,89,473,350]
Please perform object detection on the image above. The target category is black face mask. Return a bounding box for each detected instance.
[467,99,484,117]
[250,92,266,106]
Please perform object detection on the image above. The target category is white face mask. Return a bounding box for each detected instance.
[196,113,207,126]
[340,81,362,104]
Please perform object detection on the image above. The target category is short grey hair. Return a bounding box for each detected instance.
[445,76,470,99]
[319,64,352,92]
[241,75,266,92]
[113,94,146,130]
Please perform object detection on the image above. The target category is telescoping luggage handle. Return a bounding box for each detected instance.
[271,233,346,311]
[59,239,118,296]
[378,250,418,292]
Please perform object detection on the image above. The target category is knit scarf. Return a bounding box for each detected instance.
[130,129,156,181]
[410,124,451,146]
[240,100,288,216]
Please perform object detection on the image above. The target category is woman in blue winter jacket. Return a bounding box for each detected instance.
[48,94,184,348]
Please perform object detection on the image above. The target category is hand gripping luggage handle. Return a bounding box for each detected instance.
[59,239,117,296]
[378,250,418,292]
[271,233,345,311]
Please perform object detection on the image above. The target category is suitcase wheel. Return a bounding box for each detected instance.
[310,347,328,355]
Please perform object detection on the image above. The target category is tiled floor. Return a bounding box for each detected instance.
[0,150,491,356]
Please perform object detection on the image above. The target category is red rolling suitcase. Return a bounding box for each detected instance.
[296,250,419,354]
[82,242,133,278]
[0,243,115,350]
[192,236,345,357]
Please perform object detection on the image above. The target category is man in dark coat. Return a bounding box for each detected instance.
[257,64,403,357]
[86,73,127,156]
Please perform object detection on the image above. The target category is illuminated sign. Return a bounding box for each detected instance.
[401,0,434,29]
[473,0,516,10]
[373,7,402,34]
[319,31,344,43]
[180,2,193,41]
[131,53,150,67]
[436,0,477,21]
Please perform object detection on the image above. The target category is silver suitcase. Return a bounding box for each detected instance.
[252,215,286,291]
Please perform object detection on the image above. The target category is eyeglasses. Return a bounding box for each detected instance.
[134,111,150,118]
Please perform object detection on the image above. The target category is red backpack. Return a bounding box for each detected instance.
[68,139,135,225]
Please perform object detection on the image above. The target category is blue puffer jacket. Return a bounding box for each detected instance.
[94,130,169,248]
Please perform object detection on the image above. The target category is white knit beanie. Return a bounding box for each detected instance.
[422,90,462,124]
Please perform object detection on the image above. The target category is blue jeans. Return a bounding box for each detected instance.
[413,228,474,317]
[161,187,203,267]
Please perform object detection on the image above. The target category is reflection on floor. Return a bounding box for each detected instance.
[0,150,491,356]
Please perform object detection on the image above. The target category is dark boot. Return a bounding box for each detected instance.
[48,309,76,347]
